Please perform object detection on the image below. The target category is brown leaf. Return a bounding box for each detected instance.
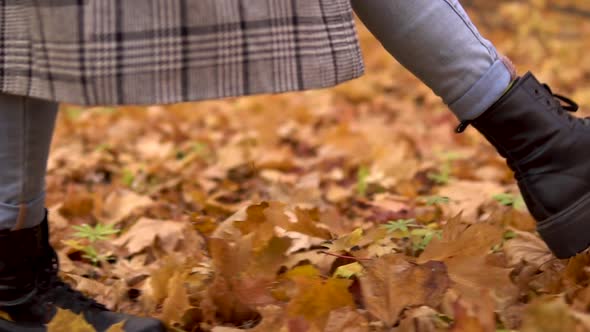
[418,221,517,305]
[112,217,194,255]
[47,308,95,332]
[324,307,369,332]
[287,274,354,330]
[503,230,553,267]
[359,254,450,326]
[101,189,153,224]
[105,321,126,332]
[521,296,578,332]
[437,180,504,221]
[419,221,503,262]
[147,256,182,305]
[286,207,331,240]
[59,192,95,219]
[250,305,287,332]
[233,276,278,308]
[450,300,489,332]
[161,271,191,324]
[447,255,516,305]
[397,306,444,332]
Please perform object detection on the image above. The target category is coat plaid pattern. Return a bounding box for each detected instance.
[0,0,364,106]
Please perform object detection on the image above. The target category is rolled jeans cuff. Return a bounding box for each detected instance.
[449,59,512,121]
[0,192,46,231]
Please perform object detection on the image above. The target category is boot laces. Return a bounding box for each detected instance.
[540,83,580,116]
[456,82,585,133]
[35,251,107,312]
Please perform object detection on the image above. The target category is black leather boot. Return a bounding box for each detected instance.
[457,72,590,258]
[0,216,166,332]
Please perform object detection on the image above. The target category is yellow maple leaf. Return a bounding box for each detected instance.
[46,308,95,332]
[333,262,364,279]
[0,310,12,322]
[322,228,364,253]
[105,321,126,332]
[287,274,354,330]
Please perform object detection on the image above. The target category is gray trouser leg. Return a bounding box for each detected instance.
[352,0,514,120]
[0,93,58,231]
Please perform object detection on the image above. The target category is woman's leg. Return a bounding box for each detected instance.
[353,0,590,259]
[0,93,58,231]
[0,93,166,331]
[351,0,516,121]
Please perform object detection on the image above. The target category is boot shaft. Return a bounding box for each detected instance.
[471,72,582,175]
[467,71,590,258]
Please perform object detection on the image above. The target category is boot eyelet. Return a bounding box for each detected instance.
[534,89,539,94]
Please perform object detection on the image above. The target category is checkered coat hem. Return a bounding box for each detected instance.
[0,0,364,106]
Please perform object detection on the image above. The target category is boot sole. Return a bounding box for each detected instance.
[537,191,590,258]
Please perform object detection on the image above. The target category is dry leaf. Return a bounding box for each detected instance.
[397,306,443,332]
[101,190,153,224]
[324,307,369,332]
[161,271,191,324]
[287,274,354,330]
[105,321,126,332]
[504,229,553,267]
[113,218,192,255]
[359,254,450,326]
[419,221,517,305]
[437,180,504,221]
[47,308,95,332]
[521,296,579,332]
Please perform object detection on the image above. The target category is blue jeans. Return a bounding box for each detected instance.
[0,0,512,230]
[352,0,514,120]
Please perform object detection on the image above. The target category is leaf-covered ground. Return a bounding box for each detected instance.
[43,2,590,331]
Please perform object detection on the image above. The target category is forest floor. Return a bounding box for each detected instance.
[43,1,590,331]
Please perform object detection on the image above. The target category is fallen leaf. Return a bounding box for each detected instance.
[105,321,126,332]
[287,274,354,330]
[101,190,153,224]
[323,228,364,253]
[419,220,517,305]
[503,229,553,267]
[521,296,578,332]
[397,306,444,332]
[359,254,450,326]
[333,262,364,279]
[324,307,369,332]
[450,300,488,332]
[112,217,193,255]
[437,180,504,221]
[47,308,95,332]
[161,271,191,324]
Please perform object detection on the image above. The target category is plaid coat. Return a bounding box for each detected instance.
[0,0,364,106]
